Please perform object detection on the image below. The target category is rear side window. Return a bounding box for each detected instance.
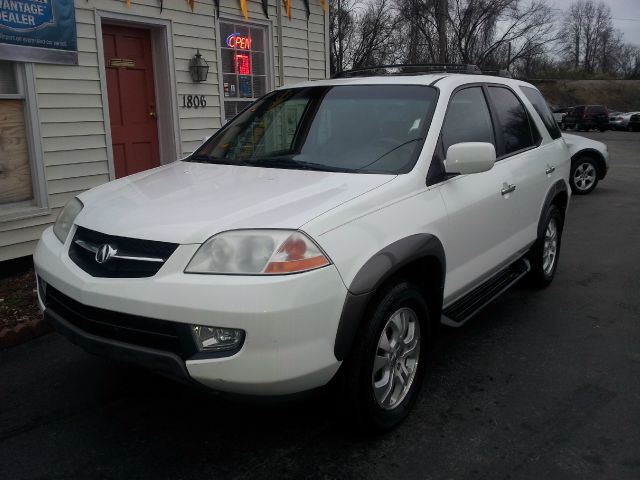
[487,86,537,156]
[572,106,585,116]
[442,87,494,153]
[521,86,562,139]
[589,106,606,114]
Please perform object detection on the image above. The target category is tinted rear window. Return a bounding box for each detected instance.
[521,86,562,140]
[488,86,537,155]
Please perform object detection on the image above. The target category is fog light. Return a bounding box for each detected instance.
[191,325,244,352]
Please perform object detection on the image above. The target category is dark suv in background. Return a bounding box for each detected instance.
[562,105,609,131]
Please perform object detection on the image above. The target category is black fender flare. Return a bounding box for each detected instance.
[539,180,568,238]
[334,234,445,360]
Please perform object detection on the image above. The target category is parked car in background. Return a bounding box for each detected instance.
[562,105,609,131]
[628,113,640,132]
[609,112,640,131]
[553,107,571,125]
[563,133,609,194]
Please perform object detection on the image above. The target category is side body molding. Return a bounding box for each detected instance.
[334,234,446,360]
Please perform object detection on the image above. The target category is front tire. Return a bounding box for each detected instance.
[339,281,429,433]
[570,157,599,194]
[528,205,563,288]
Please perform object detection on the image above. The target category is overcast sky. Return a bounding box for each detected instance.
[546,0,640,46]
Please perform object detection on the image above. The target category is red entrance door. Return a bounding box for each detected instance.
[102,24,160,178]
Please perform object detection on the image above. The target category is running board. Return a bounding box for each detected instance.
[441,258,530,327]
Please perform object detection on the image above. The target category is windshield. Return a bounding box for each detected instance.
[189,85,438,174]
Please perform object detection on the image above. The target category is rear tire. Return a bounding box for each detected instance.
[528,205,563,288]
[570,157,599,194]
[338,281,429,433]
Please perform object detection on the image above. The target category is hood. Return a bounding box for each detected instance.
[76,161,394,244]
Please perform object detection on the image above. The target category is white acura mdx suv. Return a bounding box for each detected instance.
[34,65,571,431]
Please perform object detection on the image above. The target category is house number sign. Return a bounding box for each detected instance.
[182,95,207,108]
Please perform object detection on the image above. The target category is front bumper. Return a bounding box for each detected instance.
[34,227,347,395]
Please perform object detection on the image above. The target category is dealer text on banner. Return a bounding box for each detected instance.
[0,0,78,65]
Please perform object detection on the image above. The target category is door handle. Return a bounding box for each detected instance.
[546,165,556,174]
[501,183,517,196]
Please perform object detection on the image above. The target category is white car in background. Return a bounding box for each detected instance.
[609,112,640,131]
[552,107,571,125]
[562,133,609,194]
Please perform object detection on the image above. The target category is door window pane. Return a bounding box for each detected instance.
[488,86,535,155]
[521,86,561,140]
[0,61,18,94]
[442,87,494,152]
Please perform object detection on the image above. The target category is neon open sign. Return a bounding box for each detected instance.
[226,33,252,50]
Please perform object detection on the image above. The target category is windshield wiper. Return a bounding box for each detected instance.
[242,157,352,173]
[353,138,423,172]
[188,154,218,163]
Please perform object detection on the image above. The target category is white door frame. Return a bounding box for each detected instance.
[95,11,181,180]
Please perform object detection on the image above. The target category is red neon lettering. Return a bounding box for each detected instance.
[227,34,252,50]
[236,54,251,75]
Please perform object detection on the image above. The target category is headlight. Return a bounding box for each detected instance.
[185,230,330,275]
[53,198,83,244]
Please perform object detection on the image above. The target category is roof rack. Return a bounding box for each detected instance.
[332,63,515,79]
[479,68,513,78]
[332,63,482,78]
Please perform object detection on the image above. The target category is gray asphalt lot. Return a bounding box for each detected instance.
[1,130,639,480]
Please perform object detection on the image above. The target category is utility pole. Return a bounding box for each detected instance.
[438,0,448,63]
[337,0,343,72]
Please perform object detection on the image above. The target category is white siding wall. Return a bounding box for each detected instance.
[0,0,329,262]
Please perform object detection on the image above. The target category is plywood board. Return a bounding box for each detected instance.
[0,100,33,204]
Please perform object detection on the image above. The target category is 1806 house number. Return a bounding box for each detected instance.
[182,95,207,109]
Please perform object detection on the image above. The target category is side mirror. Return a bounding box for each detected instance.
[444,142,496,175]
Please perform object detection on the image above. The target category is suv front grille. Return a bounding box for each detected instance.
[44,284,197,359]
[69,226,178,278]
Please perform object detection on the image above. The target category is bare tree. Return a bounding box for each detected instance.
[329,0,397,74]
[328,0,640,79]
[329,0,356,74]
[351,0,399,69]
[559,0,625,75]
[449,0,556,68]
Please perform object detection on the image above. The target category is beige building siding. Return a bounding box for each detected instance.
[0,0,329,262]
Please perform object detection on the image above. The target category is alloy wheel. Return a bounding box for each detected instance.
[372,307,421,410]
[542,218,558,275]
[574,162,596,191]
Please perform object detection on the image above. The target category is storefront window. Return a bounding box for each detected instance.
[219,20,269,120]
[0,60,34,208]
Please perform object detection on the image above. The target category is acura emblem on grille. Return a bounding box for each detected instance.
[95,244,118,264]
